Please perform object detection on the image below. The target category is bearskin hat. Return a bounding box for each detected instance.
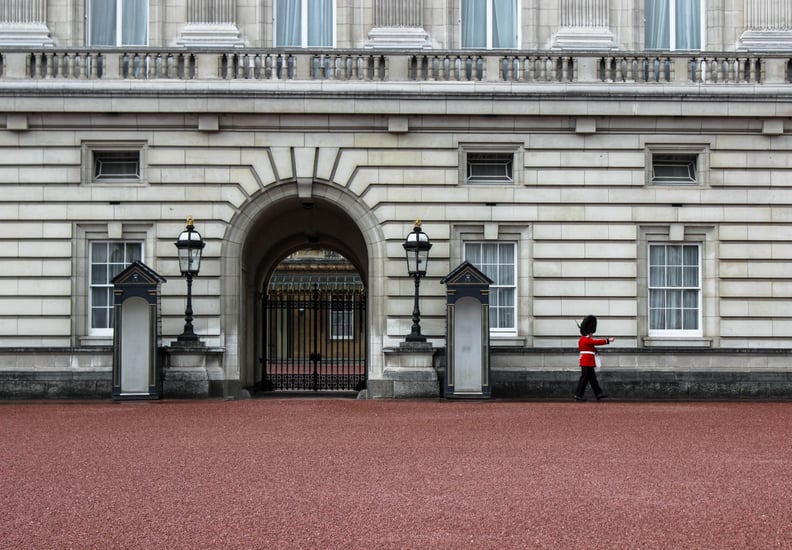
[579,315,598,335]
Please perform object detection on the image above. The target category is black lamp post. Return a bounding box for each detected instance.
[174,216,205,346]
[403,220,432,343]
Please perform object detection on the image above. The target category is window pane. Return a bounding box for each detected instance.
[276,0,302,46]
[675,0,701,50]
[92,308,108,330]
[91,265,108,285]
[126,243,142,263]
[307,0,333,47]
[461,0,486,48]
[89,0,117,46]
[492,0,517,48]
[649,291,664,330]
[122,0,148,45]
[652,154,697,184]
[649,245,665,267]
[683,289,698,308]
[466,243,481,265]
[94,151,140,181]
[683,308,698,330]
[92,287,109,308]
[109,243,125,263]
[649,265,665,287]
[92,242,108,262]
[645,0,669,49]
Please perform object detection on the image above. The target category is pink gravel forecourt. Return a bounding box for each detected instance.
[2,399,791,549]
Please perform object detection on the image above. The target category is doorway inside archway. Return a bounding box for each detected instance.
[259,248,366,393]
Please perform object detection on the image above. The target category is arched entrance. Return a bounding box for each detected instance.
[221,182,385,396]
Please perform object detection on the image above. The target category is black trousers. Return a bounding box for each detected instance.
[575,366,603,398]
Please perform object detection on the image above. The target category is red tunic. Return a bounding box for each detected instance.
[578,335,609,367]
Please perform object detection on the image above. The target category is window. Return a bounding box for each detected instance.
[645,0,703,50]
[461,144,522,185]
[330,295,354,340]
[464,242,516,332]
[461,0,518,49]
[90,242,143,333]
[94,151,140,181]
[275,0,334,47]
[646,144,708,186]
[652,154,697,184]
[88,0,148,46]
[83,142,146,184]
[648,244,701,335]
[467,152,514,184]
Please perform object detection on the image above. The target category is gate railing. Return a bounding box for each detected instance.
[262,284,366,392]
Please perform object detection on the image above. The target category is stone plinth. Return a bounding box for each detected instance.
[369,342,439,398]
[162,346,225,398]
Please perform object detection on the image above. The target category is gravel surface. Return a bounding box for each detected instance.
[2,399,791,549]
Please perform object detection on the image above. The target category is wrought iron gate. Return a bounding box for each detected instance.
[262,283,366,392]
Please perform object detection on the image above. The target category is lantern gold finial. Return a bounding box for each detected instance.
[415,218,421,227]
[186,216,194,227]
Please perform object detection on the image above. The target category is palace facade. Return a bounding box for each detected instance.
[2,0,792,399]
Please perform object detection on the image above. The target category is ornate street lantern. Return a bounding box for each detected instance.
[174,216,205,346]
[402,220,432,342]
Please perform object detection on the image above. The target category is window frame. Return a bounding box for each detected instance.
[86,0,149,47]
[274,0,336,48]
[88,241,144,337]
[644,0,706,51]
[83,141,147,185]
[647,242,702,338]
[460,144,522,186]
[646,144,708,187]
[463,241,518,334]
[329,294,355,341]
[460,0,520,49]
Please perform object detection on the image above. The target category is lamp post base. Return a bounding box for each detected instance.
[172,334,205,347]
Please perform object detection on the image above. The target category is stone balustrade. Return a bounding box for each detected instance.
[0,48,790,85]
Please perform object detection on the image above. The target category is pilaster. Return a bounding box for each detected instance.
[177,0,244,48]
[0,0,54,47]
[366,0,431,49]
[738,0,792,50]
[551,0,617,50]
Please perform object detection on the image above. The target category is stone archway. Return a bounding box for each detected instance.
[220,182,385,395]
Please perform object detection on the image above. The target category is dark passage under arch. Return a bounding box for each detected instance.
[260,249,366,392]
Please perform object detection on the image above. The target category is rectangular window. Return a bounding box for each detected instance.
[275,0,334,47]
[652,153,698,184]
[90,242,142,333]
[461,0,518,49]
[467,152,514,184]
[645,0,703,50]
[94,151,141,181]
[83,142,146,184]
[88,0,148,46]
[329,295,354,340]
[464,242,516,332]
[648,243,701,335]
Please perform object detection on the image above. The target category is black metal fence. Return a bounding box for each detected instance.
[262,284,366,392]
